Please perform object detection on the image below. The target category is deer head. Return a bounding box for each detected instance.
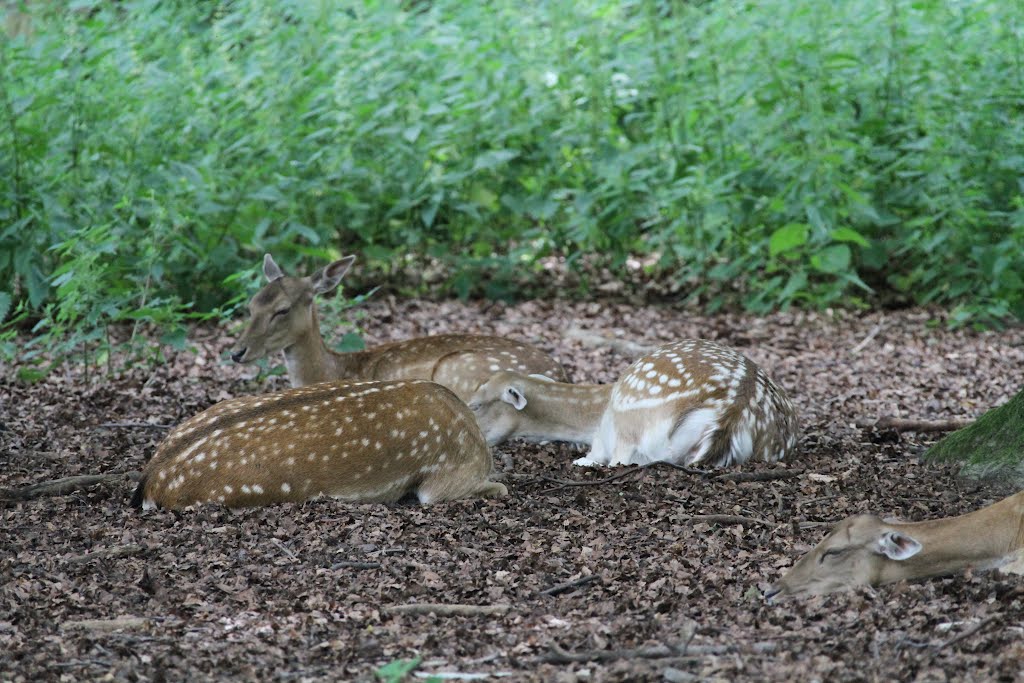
[230,254,355,364]
[764,514,923,600]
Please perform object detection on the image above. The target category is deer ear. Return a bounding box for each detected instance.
[501,386,527,411]
[263,254,285,282]
[875,531,922,561]
[310,255,355,295]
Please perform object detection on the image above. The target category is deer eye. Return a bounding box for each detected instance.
[270,307,290,319]
[819,548,846,564]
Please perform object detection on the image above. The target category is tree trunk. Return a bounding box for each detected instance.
[925,386,1024,478]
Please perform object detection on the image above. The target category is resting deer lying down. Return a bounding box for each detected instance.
[230,254,567,400]
[468,339,798,468]
[132,379,507,510]
[765,490,1024,599]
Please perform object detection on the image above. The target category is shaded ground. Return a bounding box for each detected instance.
[2,299,1024,682]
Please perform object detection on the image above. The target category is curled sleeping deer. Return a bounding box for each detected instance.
[765,490,1024,599]
[132,379,507,509]
[230,254,567,400]
[468,339,798,468]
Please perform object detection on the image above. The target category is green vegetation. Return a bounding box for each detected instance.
[926,388,1024,478]
[2,0,1023,368]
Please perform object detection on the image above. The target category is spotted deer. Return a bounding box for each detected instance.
[131,379,507,510]
[230,254,567,400]
[468,339,798,468]
[765,490,1024,599]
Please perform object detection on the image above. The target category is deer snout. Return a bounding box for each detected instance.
[231,347,247,363]
[762,583,784,603]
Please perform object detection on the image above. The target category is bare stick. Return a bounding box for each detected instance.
[331,561,381,570]
[61,617,150,633]
[383,603,511,617]
[538,466,642,492]
[65,544,145,565]
[0,472,141,502]
[934,615,1001,652]
[647,461,714,476]
[850,323,883,355]
[542,641,730,664]
[566,327,658,357]
[539,574,601,596]
[712,469,804,483]
[670,512,771,527]
[270,538,298,559]
[855,417,973,433]
[94,422,173,430]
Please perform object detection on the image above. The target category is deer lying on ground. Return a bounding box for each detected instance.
[230,254,567,400]
[132,379,507,510]
[765,490,1024,599]
[468,339,799,468]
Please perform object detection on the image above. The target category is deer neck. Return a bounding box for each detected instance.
[878,492,1024,584]
[281,307,366,387]
[521,380,613,444]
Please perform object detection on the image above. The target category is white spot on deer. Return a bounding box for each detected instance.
[241,485,251,494]
[158,471,167,480]
[650,385,662,395]
[251,484,264,494]
[194,453,206,463]
[281,483,291,493]
[360,438,370,447]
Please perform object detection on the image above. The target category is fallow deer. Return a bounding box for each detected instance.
[765,490,1024,599]
[132,379,507,509]
[468,339,799,468]
[230,254,567,400]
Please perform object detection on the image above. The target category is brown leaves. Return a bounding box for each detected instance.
[2,303,1024,680]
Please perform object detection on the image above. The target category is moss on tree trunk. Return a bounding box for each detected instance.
[925,387,1024,475]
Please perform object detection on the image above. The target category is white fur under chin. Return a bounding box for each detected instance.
[572,406,724,467]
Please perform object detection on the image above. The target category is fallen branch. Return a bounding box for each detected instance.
[383,603,510,617]
[566,328,658,357]
[934,615,1001,652]
[544,641,717,664]
[61,617,150,633]
[850,323,884,355]
[65,544,145,565]
[538,466,642,493]
[671,512,770,528]
[712,469,804,483]
[0,472,140,502]
[855,417,973,433]
[270,538,298,559]
[94,422,173,430]
[330,560,381,570]
[647,462,714,476]
[539,574,601,596]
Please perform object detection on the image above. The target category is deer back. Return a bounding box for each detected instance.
[134,380,503,509]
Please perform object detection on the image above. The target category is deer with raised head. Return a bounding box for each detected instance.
[764,490,1024,599]
[468,339,799,468]
[230,254,567,400]
[132,379,507,510]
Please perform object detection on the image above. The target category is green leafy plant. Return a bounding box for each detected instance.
[2,0,1023,373]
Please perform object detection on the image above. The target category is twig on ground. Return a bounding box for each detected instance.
[541,640,777,663]
[647,462,714,476]
[270,538,298,559]
[330,561,381,570]
[94,422,173,430]
[539,574,601,596]
[65,544,145,565]
[665,510,771,527]
[566,327,658,357]
[61,617,150,633]
[383,603,511,617]
[0,472,141,502]
[850,323,884,355]
[712,469,805,483]
[934,615,1001,652]
[538,466,642,493]
[855,417,973,433]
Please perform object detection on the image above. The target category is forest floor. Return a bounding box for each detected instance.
[2,298,1024,682]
